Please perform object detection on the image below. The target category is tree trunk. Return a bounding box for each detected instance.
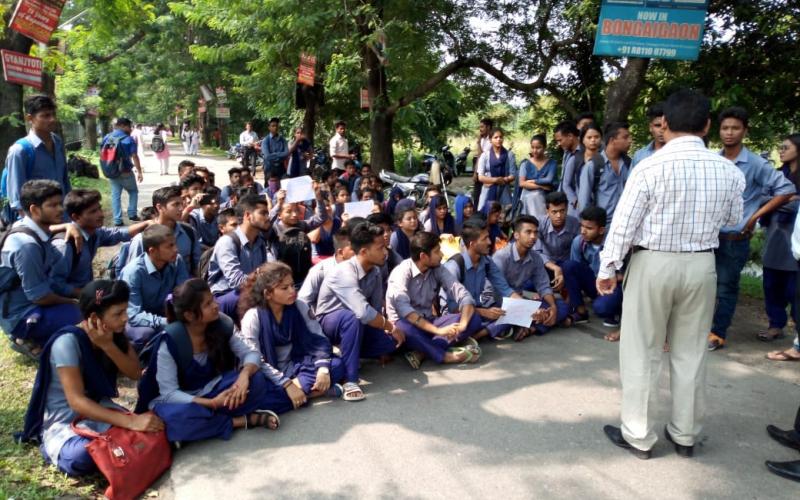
[218,119,229,150]
[0,13,33,167]
[301,84,319,146]
[85,114,98,150]
[370,111,394,173]
[603,58,650,124]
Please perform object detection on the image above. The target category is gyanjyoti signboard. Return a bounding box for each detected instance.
[9,0,66,45]
[593,0,708,61]
[1,49,43,89]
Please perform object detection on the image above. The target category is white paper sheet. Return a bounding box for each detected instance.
[495,297,542,328]
[280,175,315,203]
[344,200,375,218]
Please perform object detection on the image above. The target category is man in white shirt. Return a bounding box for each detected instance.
[329,120,353,172]
[239,122,259,173]
[596,89,745,460]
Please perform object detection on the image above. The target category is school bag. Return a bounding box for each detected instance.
[51,230,83,272]
[0,227,48,317]
[107,241,131,280]
[588,152,631,207]
[197,233,241,280]
[150,134,165,153]
[277,227,312,286]
[0,138,35,230]
[99,132,130,179]
[177,221,199,275]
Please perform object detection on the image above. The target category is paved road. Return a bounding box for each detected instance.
[138,145,798,499]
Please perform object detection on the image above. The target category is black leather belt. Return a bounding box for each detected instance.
[633,246,713,254]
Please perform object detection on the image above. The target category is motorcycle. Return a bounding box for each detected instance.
[455,146,471,176]
[421,147,453,185]
[379,169,430,207]
[310,146,332,180]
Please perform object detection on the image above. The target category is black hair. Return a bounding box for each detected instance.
[152,185,183,209]
[663,89,711,134]
[488,201,502,214]
[142,224,175,252]
[349,222,384,253]
[166,279,235,373]
[489,127,504,138]
[140,206,158,220]
[514,215,539,232]
[360,187,376,200]
[554,120,579,137]
[576,111,596,124]
[227,167,242,178]
[217,207,237,226]
[579,123,603,145]
[234,185,259,201]
[426,184,442,194]
[430,194,447,209]
[24,94,56,116]
[410,231,440,262]
[367,212,393,227]
[394,206,417,223]
[344,216,367,233]
[334,120,346,128]
[530,133,547,146]
[333,227,351,251]
[64,189,102,218]
[646,102,665,120]
[480,117,494,128]
[19,180,62,215]
[180,173,205,190]
[236,194,269,219]
[603,122,630,146]
[200,186,221,206]
[580,206,608,227]
[461,218,486,247]
[344,159,356,168]
[718,106,749,129]
[269,117,280,125]
[177,160,196,171]
[545,191,568,208]
[115,117,132,128]
[238,262,293,317]
[79,279,130,319]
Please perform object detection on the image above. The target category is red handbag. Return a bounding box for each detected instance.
[71,413,172,500]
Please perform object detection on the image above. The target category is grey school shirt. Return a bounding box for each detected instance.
[314,257,383,324]
[385,258,474,323]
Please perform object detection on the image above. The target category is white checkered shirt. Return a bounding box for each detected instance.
[598,135,745,279]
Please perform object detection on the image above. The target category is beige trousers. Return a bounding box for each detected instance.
[619,249,716,450]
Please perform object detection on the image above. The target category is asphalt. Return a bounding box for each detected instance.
[137,144,799,500]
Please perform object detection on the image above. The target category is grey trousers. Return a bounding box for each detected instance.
[619,249,716,450]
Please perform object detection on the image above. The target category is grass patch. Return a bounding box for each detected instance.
[740,273,765,300]
[0,345,104,499]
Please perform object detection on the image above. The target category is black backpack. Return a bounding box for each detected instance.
[151,134,165,153]
[176,221,199,275]
[589,152,631,207]
[51,231,82,272]
[197,233,241,280]
[0,227,48,317]
[277,228,312,286]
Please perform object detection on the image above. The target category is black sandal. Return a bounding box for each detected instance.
[247,410,280,430]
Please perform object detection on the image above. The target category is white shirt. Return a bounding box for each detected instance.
[329,133,348,171]
[597,135,745,279]
[239,130,258,147]
[792,213,800,260]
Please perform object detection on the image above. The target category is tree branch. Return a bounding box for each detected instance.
[89,30,146,64]
[386,57,479,116]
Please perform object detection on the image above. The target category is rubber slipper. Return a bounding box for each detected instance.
[342,382,366,402]
[248,409,280,430]
[766,351,800,362]
[326,383,344,398]
[757,331,786,342]
[404,351,422,370]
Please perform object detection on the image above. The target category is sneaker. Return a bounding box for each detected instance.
[707,333,725,351]
[603,318,620,328]
[570,311,590,325]
[128,215,141,222]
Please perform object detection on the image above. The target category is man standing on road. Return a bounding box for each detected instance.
[472,118,493,205]
[239,121,259,174]
[102,118,144,227]
[329,120,354,173]
[261,117,288,179]
[597,89,745,460]
[631,103,666,168]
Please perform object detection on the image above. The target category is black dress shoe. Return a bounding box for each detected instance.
[603,425,651,460]
[765,460,800,482]
[664,426,694,458]
[767,425,800,452]
[129,215,141,222]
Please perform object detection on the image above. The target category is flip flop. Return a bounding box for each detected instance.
[757,331,786,342]
[404,351,422,370]
[342,382,366,402]
[766,351,800,362]
[604,331,620,342]
[247,410,280,430]
[326,383,344,398]
[9,339,41,360]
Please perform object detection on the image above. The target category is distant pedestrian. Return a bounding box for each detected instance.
[152,123,170,175]
[101,117,144,226]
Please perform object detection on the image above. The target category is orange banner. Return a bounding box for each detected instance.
[9,0,66,45]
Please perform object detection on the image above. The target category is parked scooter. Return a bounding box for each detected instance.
[421,147,453,185]
[379,169,430,206]
[455,146,471,176]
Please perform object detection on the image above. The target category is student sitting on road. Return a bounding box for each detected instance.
[216,208,239,236]
[120,224,190,350]
[560,206,623,340]
[443,218,520,341]
[314,222,404,401]
[238,262,347,408]
[178,173,207,223]
[0,180,81,357]
[423,194,455,235]
[532,191,580,294]
[207,194,275,321]
[220,167,242,203]
[53,189,151,293]
[20,280,163,477]
[390,203,418,260]
[188,186,222,249]
[386,231,483,369]
[136,279,293,444]
[491,215,569,341]
[124,186,201,276]
[298,227,353,313]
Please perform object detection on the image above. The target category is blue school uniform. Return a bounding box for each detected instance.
[559,147,581,216]
[52,224,130,289]
[561,235,622,321]
[312,218,341,258]
[577,151,631,222]
[0,217,81,342]
[477,148,518,212]
[239,302,345,394]
[4,131,71,214]
[126,222,201,275]
[189,208,220,247]
[137,315,292,443]
[21,326,126,476]
[518,158,557,222]
[632,141,656,168]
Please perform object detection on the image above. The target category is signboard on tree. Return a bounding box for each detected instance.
[1,49,43,89]
[215,87,227,104]
[297,53,316,86]
[9,0,66,45]
[216,107,230,119]
[593,0,708,61]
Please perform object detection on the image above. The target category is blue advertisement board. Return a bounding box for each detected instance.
[593,0,709,61]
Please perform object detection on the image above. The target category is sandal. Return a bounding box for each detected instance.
[247,410,280,430]
[9,338,42,360]
[449,346,480,364]
[604,330,620,342]
[514,327,532,342]
[404,351,422,370]
[766,350,800,362]
[497,328,514,340]
[342,382,366,402]
[326,383,344,398]
[757,330,786,342]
